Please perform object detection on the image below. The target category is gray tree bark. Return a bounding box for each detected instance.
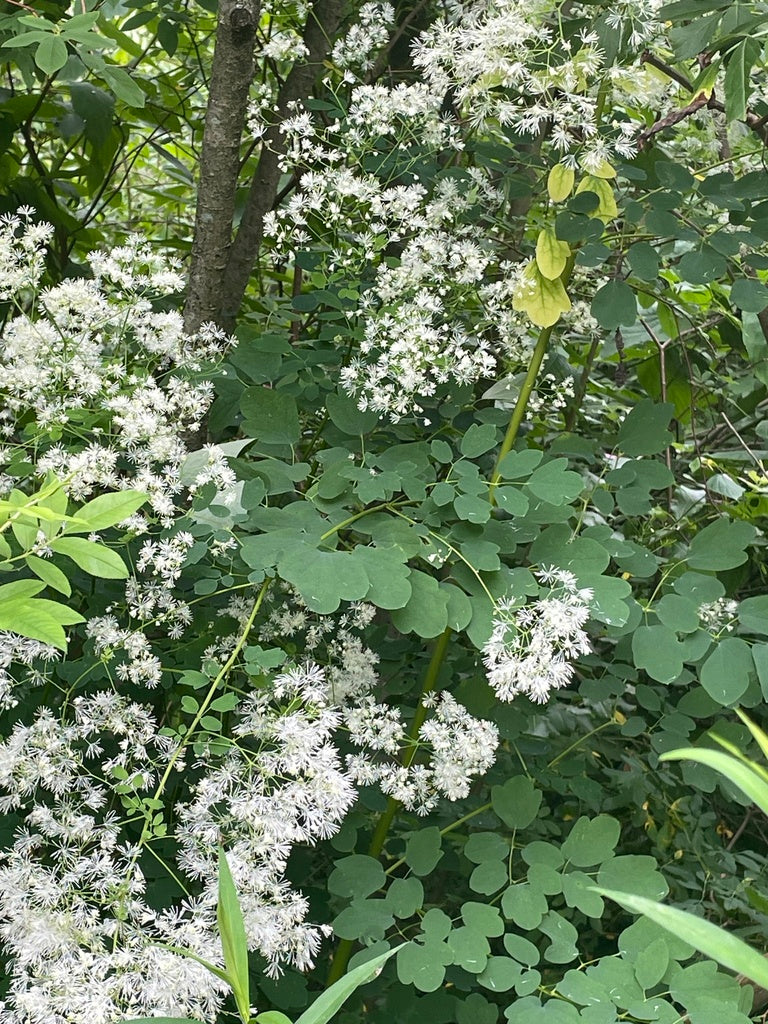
[183,0,260,336]
[218,0,344,332]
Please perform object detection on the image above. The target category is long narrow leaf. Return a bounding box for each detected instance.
[597,888,768,990]
[736,709,768,764]
[217,847,251,1024]
[659,747,768,817]
[710,732,768,784]
[124,1018,201,1023]
[295,945,402,1024]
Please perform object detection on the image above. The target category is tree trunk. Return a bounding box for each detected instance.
[218,0,344,332]
[183,0,260,336]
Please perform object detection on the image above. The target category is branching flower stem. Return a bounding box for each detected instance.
[325,627,452,986]
[119,577,273,914]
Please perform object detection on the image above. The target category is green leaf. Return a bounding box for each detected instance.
[501,883,548,929]
[525,459,583,505]
[68,490,147,532]
[724,38,761,123]
[391,571,449,638]
[328,855,385,899]
[627,242,660,281]
[632,624,684,683]
[405,828,443,876]
[460,423,498,458]
[124,1019,202,1023]
[277,546,369,614]
[354,547,411,610]
[561,815,620,867]
[0,598,83,650]
[101,66,146,107]
[333,899,394,942]
[0,580,46,602]
[655,594,699,633]
[50,537,129,579]
[513,262,571,327]
[731,278,768,313]
[687,518,755,570]
[325,391,379,435]
[25,554,71,596]
[296,946,401,1024]
[241,387,301,444]
[217,848,250,1024]
[386,877,424,918]
[591,280,636,330]
[34,34,68,75]
[596,856,668,900]
[597,888,768,991]
[575,176,617,222]
[256,1013,294,1024]
[738,595,768,635]
[492,777,542,829]
[700,637,754,704]
[659,748,768,817]
[616,400,675,456]
[477,956,522,992]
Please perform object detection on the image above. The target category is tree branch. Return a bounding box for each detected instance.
[219,0,344,332]
[183,0,260,335]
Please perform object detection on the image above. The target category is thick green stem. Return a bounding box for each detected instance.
[488,323,554,498]
[325,628,452,986]
[489,256,575,499]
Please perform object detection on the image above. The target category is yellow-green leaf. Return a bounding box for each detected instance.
[26,554,72,596]
[584,159,617,179]
[547,163,575,202]
[535,228,570,280]
[575,176,618,222]
[50,537,129,579]
[513,262,571,328]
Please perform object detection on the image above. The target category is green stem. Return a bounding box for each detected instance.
[489,255,575,499]
[488,323,554,498]
[325,628,452,986]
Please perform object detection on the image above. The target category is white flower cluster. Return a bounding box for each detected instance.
[699,597,739,635]
[0,215,233,526]
[0,633,59,711]
[345,691,499,814]
[483,567,593,703]
[259,589,380,703]
[331,2,394,72]
[412,0,638,166]
[603,0,666,48]
[0,208,53,300]
[177,663,357,975]
[0,695,230,1024]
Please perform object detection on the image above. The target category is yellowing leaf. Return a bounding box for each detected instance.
[575,175,618,223]
[583,159,617,179]
[547,163,575,202]
[513,262,571,328]
[535,228,570,281]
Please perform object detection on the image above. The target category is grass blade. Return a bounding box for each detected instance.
[218,847,251,1023]
[659,747,768,817]
[295,946,401,1024]
[597,888,768,990]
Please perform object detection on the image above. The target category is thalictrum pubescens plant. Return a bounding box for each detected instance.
[125,849,401,1024]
